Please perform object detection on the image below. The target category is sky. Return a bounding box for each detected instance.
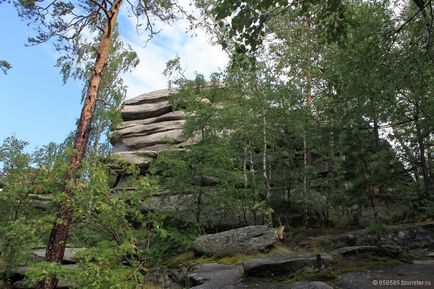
[0,2,228,151]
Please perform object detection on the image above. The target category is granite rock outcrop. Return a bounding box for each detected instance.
[110,88,197,169]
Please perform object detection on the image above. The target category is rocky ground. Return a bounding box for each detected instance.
[188,260,434,289]
[5,223,434,288]
[182,223,434,289]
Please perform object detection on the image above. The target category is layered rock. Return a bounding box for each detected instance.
[110,88,197,168]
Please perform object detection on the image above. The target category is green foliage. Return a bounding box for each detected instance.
[64,241,142,289]
[0,136,60,284]
[165,0,434,230]
[0,135,178,287]
[197,0,348,58]
[147,212,201,266]
[0,60,11,74]
[364,223,390,237]
[55,27,139,157]
[25,262,65,286]
[0,220,39,272]
[334,127,410,217]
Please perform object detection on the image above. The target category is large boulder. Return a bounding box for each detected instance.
[190,263,241,289]
[192,225,278,257]
[242,253,332,277]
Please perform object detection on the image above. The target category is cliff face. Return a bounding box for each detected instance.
[110,88,197,168]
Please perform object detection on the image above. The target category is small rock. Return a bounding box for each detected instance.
[145,267,182,289]
[242,253,332,277]
[192,225,278,257]
[329,245,402,258]
[169,265,190,285]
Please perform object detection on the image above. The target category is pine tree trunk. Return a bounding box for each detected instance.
[92,119,104,156]
[36,2,123,288]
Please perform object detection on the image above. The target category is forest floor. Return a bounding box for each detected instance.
[169,222,434,289]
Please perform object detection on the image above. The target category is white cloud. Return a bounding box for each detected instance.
[120,4,228,99]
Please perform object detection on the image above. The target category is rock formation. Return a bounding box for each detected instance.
[110,88,260,229]
[110,88,198,169]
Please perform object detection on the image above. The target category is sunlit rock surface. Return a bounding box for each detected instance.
[110,88,197,168]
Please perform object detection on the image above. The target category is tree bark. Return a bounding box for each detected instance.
[302,15,313,227]
[36,1,123,288]
[414,102,431,196]
[262,114,271,200]
[303,65,312,227]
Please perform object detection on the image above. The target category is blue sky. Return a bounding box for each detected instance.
[0,2,227,151]
[0,4,83,150]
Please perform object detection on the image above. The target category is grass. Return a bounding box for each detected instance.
[165,242,293,267]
